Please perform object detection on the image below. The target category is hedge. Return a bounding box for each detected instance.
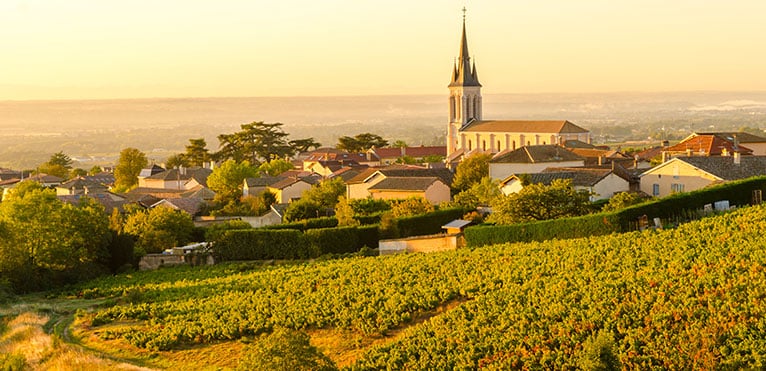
[213,225,381,261]
[212,229,309,261]
[262,217,339,231]
[465,176,766,247]
[393,207,468,239]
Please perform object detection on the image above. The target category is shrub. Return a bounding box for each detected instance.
[393,207,467,239]
[237,328,337,371]
[212,229,309,261]
[305,227,359,255]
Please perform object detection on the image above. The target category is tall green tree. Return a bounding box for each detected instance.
[206,160,258,205]
[215,122,294,164]
[123,207,195,254]
[114,148,148,191]
[37,151,74,179]
[0,185,111,292]
[165,153,190,169]
[453,176,502,208]
[237,328,337,371]
[258,158,294,177]
[452,153,492,193]
[289,138,322,153]
[336,133,388,152]
[488,179,592,224]
[283,178,346,222]
[184,138,210,167]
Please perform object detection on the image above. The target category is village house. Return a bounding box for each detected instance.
[345,166,453,204]
[367,146,447,166]
[640,155,766,198]
[489,145,585,181]
[499,167,631,200]
[367,177,451,205]
[138,167,212,190]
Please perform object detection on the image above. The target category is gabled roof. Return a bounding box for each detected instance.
[462,120,589,134]
[367,177,441,192]
[56,177,108,192]
[645,156,766,181]
[536,168,614,187]
[151,198,203,216]
[665,135,753,156]
[303,148,368,162]
[139,164,165,178]
[490,145,584,164]
[23,173,65,184]
[694,132,766,144]
[568,148,629,159]
[145,167,212,183]
[562,139,597,149]
[84,172,115,186]
[58,193,127,213]
[245,176,281,188]
[635,146,664,161]
[347,166,454,186]
[268,177,312,190]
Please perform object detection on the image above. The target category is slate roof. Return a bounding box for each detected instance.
[367,177,441,192]
[245,176,281,188]
[139,165,165,178]
[22,173,64,184]
[57,177,108,193]
[535,168,614,187]
[303,148,369,162]
[58,193,128,214]
[462,120,589,134]
[84,172,116,186]
[145,167,212,184]
[347,166,454,186]
[490,145,584,164]
[667,156,766,181]
[152,198,204,216]
[268,177,311,190]
[568,148,629,159]
[562,139,598,149]
[665,135,753,156]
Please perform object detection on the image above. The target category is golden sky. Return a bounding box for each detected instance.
[2,0,765,100]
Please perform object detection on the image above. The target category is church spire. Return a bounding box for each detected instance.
[450,7,481,87]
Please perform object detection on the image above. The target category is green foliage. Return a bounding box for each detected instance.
[114,147,148,191]
[349,198,391,215]
[237,328,337,371]
[421,154,445,163]
[184,138,210,167]
[212,229,309,261]
[466,213,621,247]
[305,226,359,255]
[215,121,305,164]
[451,152,492,193]
[578,330,621,371]
[0,352,27,371]
[207,159,258,205]
[488,179,592,224]
[88,165,103,175]
[70,168,87,178]
[389,197,434,218]
[164,153,189,169]
[204,220,253,242]
[395,155,418,164]
[284,178,345,222]
[389,207,467,239]
[257,158,294,177]
[0,190,111,293]
[78,206,766,368]
[601,191,648,212]
[123,207,195,254]
[37,151,73,178]
[452,176,502,208]
[334,196,359,227]
[264,217,339,231]
[283,199,322,222]
[336,133,388,152]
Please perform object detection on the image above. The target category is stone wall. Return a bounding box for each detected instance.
[379,233,464,255]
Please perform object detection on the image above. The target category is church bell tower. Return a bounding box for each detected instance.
[447,8,482,157]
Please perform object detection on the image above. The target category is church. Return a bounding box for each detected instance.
[446,14,591,164]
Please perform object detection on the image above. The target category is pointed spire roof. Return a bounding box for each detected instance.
[449,11,481,88]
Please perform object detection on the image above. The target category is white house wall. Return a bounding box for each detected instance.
[489,160,585,181]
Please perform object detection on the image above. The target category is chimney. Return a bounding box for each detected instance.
[598,155,604,166]
[661,151,669,163]
[734,151,741,165]
[662,140,669,147]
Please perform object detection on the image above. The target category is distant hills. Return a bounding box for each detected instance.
[1,92,765,169]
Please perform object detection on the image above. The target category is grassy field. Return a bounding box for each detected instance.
[3,205,766,369]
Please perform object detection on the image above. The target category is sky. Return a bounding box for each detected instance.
[2,0,766,100]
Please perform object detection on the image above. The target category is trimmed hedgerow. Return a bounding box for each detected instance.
[212,229,309,261]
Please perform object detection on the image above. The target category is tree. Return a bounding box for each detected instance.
[206,160,258,205]
[390,197,434,218]
[289,138,322,153]
[123,207,195,254]
[392,140,408,148]
[258,158,294,177]
[215,122,294,164]
[283,178,345,222]
[488,179,592,224]
[601,192,648,212]
[237,328,337,371]
[395,155,418,165]
[451,153,492,193]
[336,133,388,152]
[70,168,87,178]
[578,330,621,371]
[453,176,502,208]
[184,138,210,167]
[89,165,104,175]
[37,151,74,179]
[114,148,148,191]
[334,196,360,227]
[0,186,111,292]
[165,153,190,169]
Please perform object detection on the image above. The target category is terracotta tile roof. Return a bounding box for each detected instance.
[665,135,753,156]
[268,177,314,190]
[636,146,664,161]
[367,177,441,192]
[491,145,584,164]
[462,120,589,134]
[695,132,766,143]
[671,156,766,180]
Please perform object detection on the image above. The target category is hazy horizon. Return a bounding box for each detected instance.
[3,1,766,100]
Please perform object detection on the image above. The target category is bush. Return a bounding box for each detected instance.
[212,229,309,261]
[392,208,467,239]
[237,328,337,371]
[305,227,359,255]
[204,220,253,241]
[356,225,380,250]
[264,217,338,231]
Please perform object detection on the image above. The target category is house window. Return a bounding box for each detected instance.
[671,183,685,193]
[652,184,660,196]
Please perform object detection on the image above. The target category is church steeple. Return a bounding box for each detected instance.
[449,10,481,88]
[447,7,483,158]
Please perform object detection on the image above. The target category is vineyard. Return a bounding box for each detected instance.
[68,205,766,369]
